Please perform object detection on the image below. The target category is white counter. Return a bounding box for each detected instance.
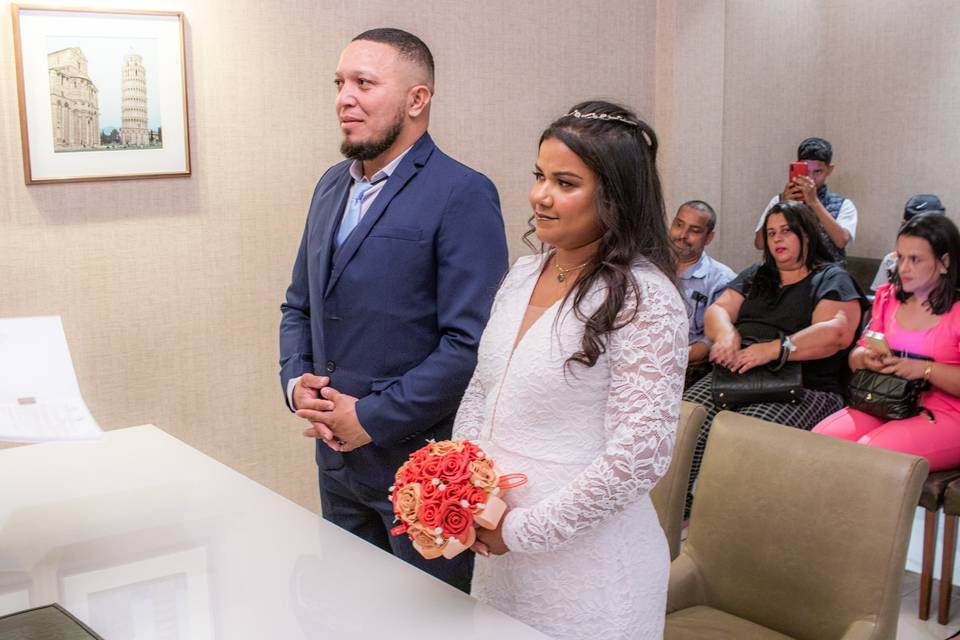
[0,425,548,639]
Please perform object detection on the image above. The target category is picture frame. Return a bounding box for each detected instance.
[11,5,190,184]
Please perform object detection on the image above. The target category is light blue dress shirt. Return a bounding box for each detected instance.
[678,252,736,346]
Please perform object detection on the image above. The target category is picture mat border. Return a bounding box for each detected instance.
[11,5,191,184]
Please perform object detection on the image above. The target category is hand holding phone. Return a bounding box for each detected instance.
[864,330,892,356]
[789,161,810,182]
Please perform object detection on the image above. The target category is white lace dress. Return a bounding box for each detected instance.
[453,254,688,640]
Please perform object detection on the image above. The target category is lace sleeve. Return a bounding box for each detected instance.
[452,371,486,442]
[501,273,688,554]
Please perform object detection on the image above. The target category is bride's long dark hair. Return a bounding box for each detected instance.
[524,100,677,369]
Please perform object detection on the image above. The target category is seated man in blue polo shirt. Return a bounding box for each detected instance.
[670,200,736,387]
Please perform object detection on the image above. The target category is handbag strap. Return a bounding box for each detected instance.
[892,349,934,362]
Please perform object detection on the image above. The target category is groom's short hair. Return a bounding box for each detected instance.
[352,28,435,91]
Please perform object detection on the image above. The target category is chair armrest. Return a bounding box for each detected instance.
[666,552,706,613]
[838,619,877,640]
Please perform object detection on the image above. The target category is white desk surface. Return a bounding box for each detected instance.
[0,425,548,639]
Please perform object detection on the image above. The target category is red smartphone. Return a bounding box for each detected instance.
[789,161,810,181]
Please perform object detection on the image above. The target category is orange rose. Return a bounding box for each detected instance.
[442,483,466,502]
[469,459,498,489]
[394,483,421,525]
[462,485,488,508]
[439,500,473,538]
[430,440,465,455]
[412,446,432,463]
[421,456,444,479]
[439,451,472,483]
[407,523,444,551]
[421,479,442,502]
[462,441,487,460]
[418,498,444,528]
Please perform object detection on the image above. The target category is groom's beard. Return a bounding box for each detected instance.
[340,108,405,161]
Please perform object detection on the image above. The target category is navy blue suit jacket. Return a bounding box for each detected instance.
[279,133,508,491]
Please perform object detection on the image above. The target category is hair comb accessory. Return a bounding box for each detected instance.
[564,109,638,127]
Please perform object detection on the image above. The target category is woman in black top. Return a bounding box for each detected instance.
[683,201,863,511]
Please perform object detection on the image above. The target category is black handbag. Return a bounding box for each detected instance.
[710,330,804,409]
[711,361,802,409]
[847,369,929,420]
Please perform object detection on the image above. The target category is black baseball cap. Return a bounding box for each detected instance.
[903,194,945,221]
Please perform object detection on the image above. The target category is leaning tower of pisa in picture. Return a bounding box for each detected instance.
[120,53,149,146]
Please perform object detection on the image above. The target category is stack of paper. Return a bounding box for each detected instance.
[0,316,101,443]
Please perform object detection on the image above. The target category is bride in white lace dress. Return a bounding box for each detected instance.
[453,102,687,640]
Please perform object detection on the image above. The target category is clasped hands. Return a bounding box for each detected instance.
[859,348,929,380]
[293,373,372,452]
[710,331,781,374]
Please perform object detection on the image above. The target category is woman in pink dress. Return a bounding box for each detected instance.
[813,214,960,469]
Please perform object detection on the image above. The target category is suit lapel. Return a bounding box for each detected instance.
[324,133,436,298]
[311,168,352,294]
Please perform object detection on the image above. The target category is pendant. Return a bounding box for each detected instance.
[557,272,566,283]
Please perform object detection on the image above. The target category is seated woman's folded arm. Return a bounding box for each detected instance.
[787,298,862,361]
[705,288,745,369]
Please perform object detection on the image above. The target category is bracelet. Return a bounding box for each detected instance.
[923,364,934,383]
[779,343,790,369]
[770,341,788,371]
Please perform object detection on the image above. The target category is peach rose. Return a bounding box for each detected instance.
[430,440,465,455]
[469,459,498,489]
[394,483,421,525]
[394,461,411,485]
[407,523,444,551]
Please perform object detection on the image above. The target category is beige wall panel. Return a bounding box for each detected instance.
[656,0,726,219]
[716,0,829,271]
[0,1,657,510]
[713,0,959,272]
[819,0,960,261]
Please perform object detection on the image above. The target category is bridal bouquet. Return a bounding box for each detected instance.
[390,439,527,559]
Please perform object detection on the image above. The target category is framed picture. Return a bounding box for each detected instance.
[11,5,190,184]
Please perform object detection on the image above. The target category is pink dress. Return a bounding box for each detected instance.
[813,284,960,470]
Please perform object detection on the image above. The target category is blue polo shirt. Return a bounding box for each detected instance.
[678,252,736,346]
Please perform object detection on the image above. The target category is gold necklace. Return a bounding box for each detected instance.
[555,258,589,283]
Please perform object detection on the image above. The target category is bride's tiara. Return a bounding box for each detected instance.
[564,109,638,127]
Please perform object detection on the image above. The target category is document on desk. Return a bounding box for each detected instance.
[0,316,102,443]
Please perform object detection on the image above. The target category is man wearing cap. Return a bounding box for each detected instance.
[753,137,858,264]
[871,194,947,291]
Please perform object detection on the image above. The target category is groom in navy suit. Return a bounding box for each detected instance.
[279,28,508,592]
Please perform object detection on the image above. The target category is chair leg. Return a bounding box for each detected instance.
[921,509,939,620]
[939,514,958,625]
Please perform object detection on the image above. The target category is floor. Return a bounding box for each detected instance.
[898,571,960,639]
